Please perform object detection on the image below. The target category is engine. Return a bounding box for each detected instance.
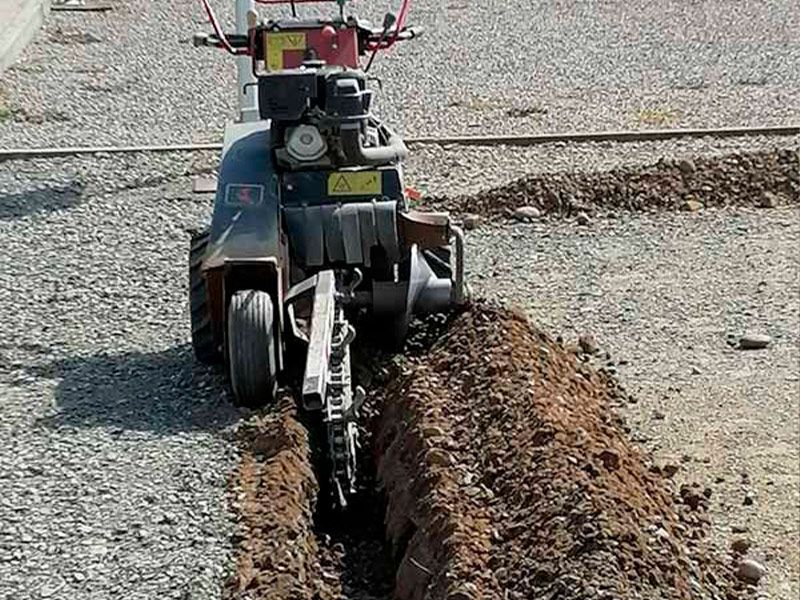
[252,20,407,171]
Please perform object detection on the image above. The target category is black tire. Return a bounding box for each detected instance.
[227,290,277,407]
[189,228,221,364]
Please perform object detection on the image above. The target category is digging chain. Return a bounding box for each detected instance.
[325,304,363,507]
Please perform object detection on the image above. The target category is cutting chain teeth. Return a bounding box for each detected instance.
[325,306,363,508]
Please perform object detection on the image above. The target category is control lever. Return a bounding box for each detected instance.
[401,26,424,40]
[364,12,396,73]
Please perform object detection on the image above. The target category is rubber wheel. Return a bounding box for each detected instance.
[189,228,221,364]
[227,290,277,407]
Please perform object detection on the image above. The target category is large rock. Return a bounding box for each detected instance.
[427,448,454,467]
[514,206,541,221]
[192,175,217,194]
[462,214,482,230]
[737,558,766,583]
[682,199,704,212]
[731,538,752,554]
[759,191,779,208]
[578,334,599,355]
[739,333,771,350]
[678,159,696,175]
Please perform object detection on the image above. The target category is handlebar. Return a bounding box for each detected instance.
[362,24,423,52]
[193,24,422,55]
[192,32,249,50]
[196,0,417,56]
[389,25,423,41]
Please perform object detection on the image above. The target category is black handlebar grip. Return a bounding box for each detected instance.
[401,26,424,39]
[191,32,249,49]
[192,32,211,47]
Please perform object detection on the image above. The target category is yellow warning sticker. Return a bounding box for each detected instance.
[327,171,382,196]
[265,31,307,71]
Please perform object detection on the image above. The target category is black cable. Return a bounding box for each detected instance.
[364,13,395,73]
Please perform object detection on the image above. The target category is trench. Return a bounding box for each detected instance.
[305,392,396,600]
[300,316,453,600]
[309,436,394,598]
[225,319,435,600]
[227,304,755,600]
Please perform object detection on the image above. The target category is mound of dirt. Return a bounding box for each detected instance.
[228,395,395,600]
[227,396,338,600]
[429,148,798,218]
[375,302,751,600]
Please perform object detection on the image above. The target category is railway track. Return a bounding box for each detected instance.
[1,124,798,162]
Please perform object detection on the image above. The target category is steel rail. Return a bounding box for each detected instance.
[0,143,223,161]
[406,124,800,146]
[0,125,797,162]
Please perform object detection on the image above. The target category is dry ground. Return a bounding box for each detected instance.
[465,207,800,599]
[1,0,798,597]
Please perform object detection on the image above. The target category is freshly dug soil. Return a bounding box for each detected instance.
[375,302,750,600]
[228,394,395,600]
[428,148,799,217]
[227,395,339,600]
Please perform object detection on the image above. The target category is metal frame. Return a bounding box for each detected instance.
[235,0,258,121]
[301,270,335,410]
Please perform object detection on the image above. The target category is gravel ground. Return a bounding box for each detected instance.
[0,180,240,599]
[1,0,799,598]
[3,178,795,598]
[464,208,800,599]
[404,137,800,198]
[382,0,800,136]
[0,0,798,148]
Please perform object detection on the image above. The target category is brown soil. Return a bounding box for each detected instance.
[374,302,752,600]
[427,149,799,218]
[227,394,395,600]
[227,303,756,600]
[227,395,338,599]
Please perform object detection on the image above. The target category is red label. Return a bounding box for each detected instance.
[224,184,265,207]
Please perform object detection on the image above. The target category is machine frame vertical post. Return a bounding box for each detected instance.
[235,0,258,121]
